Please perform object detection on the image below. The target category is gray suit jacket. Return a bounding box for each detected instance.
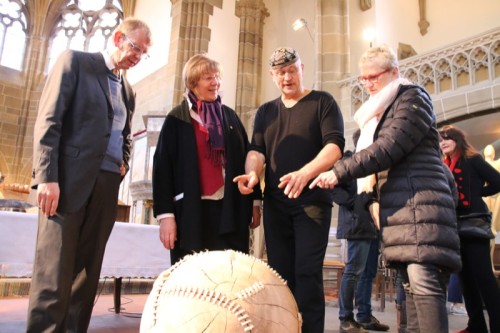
[31,50,135,213]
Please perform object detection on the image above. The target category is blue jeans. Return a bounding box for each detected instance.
[339,238,379,322]
[395,270,406,305]
[447,272,463,303]
[400,263,449,333]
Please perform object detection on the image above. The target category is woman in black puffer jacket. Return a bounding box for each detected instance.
[336,83,461,333]
[311,46,461,333]
[359,84,461,271]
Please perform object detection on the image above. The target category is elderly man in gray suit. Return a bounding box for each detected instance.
[27,18,151,332]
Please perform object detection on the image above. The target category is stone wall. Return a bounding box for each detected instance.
[0,66,38,188]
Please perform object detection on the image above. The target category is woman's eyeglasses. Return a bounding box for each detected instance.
[358,69,390,85]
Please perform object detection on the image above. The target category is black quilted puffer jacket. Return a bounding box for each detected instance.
[333,84,461,272]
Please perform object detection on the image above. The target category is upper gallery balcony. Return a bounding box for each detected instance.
[339,27,500,128]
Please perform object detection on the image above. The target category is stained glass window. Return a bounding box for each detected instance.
[48,0,123,71]
[0,0,27,70]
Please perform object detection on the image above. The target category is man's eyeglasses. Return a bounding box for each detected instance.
[123,34,149,59]
[358,68,390,85]
[273,68,298,79]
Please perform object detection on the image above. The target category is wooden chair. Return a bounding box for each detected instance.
[372,251,396,311]
[494,243,500,282]
[323,258,346,290]
[323,228,347,298]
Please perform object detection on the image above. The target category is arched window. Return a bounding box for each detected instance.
[0,0,27,70]
[47,0,123,71]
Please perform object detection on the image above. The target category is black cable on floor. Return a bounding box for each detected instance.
[107,278,144,318]
[93,277,108,306]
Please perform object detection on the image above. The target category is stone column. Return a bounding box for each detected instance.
[316,0,350,252]
[234,0,269,127]
[167,0,220,108]
[9,0,64,185]
[122,0,137,17]
[317,0,349,99]
[234,0,269,258]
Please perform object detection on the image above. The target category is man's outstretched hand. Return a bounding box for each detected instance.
[233,171,259,195]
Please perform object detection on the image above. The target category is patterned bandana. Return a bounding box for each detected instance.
[269,47,299,68]
[187,90,226,166]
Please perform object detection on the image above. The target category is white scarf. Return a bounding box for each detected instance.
[354,78,412,194]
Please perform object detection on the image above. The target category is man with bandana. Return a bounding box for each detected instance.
[234,47,345,332]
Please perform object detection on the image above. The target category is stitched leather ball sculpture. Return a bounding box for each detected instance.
[140,250,302,332]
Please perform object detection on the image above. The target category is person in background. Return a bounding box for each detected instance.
[332,130,389,333]
[439,124,500,333]
[394,271,407,333]
[447,273,467,316]
[234,46,345,332]
[152,53,261,265]
[483,144,500,271]
[443,156,467,319]
[310,45,461,332]
[27,18,152,332]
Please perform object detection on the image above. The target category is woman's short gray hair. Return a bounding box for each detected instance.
[359,45,398,70]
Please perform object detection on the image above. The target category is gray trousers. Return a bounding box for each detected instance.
[27,170,121,333]
[400,263,450,333]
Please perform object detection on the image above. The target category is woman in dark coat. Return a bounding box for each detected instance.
[152,54,261,264]
[311,45,461,332]
[440,125,500,333]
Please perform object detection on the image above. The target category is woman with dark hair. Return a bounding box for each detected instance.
[439,124,500,333]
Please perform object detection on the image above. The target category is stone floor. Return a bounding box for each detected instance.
[0,293,471,333]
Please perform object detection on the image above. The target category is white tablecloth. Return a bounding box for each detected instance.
[0,211,170,278]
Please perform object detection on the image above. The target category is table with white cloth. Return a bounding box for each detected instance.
[0,210,170,313]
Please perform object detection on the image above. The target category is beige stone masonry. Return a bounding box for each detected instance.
[235,0,269,128]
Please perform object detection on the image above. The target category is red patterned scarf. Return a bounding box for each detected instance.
[188,90,225,166]
[444,152,471,209]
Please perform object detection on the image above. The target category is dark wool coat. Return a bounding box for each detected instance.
[331,151,378,240]
[332,85,461,272]
[450,154,500,218]
[152,100,261,252]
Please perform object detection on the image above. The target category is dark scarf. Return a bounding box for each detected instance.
[444,152,471,210]
[187,90,225,166]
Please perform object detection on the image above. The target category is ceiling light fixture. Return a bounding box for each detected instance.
[292,18,314,42]
[362,27,376,47]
